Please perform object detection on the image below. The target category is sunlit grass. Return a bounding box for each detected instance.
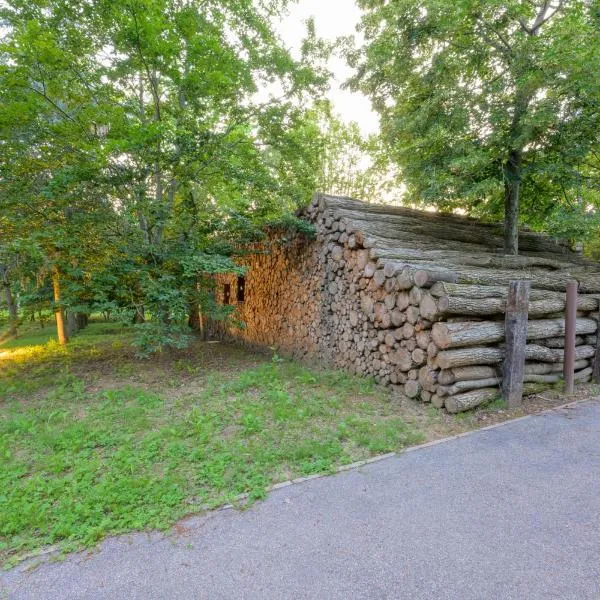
[0,320,425,567]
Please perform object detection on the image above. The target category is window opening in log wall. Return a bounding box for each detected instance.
[223,283,231,305]
[237,276,245,302]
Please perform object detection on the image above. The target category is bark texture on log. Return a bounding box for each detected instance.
[219,194,600,415]
[432,318,597,350]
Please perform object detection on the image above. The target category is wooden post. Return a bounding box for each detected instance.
[564,280,578,394]
[593,298,600,384]
[502,280,530,408]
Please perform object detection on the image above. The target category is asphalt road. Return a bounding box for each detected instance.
[3,400,600,600]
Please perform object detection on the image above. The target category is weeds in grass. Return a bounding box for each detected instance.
[0,325,425,567]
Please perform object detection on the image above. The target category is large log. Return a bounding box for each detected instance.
[444,388,501,413]
[432,318,597,350]
[524,344,595,363]
[519,368,592,384]
[438,378,501,397]
[372,246,579,271]
[444,383,547,413]
[544,336,584,348]
[435,344,596,369]
[524,359,588,375]
[438,365,499,385]
[436,295,596,318]
[378,259,457,287]
[430,282,599,307]
[325,200,575,255]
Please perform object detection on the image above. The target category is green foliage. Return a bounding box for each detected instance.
[0,0,330,350]
[266,214,317,239]
[314,101,397,202]
[349,0,600,239]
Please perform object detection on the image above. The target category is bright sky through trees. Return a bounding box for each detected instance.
[277,0,379,135]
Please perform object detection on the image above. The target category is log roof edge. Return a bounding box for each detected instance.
[306,193,600,291]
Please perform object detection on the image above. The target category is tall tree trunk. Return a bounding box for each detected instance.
[133,305,145,324]
[2,273,18,336]
[52,268,69,345]
[188,300,201,331]
[503,150,522,255]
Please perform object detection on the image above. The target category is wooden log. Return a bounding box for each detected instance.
[435,295,593,318]
[438,365,499,385]
[575,366,593,382]
[525,344,595,363]
[412,348,426,366]
[524,359,588,375]
[372,246,580,271]
[544,336,583,348]
[431,394,445,408]
[431,283,600,309]
[408,286,424,306]
[389,348,413,371]
[438,377,501,397]
[445,388,500,414]
[435,347,503,369]
[373,269,387,287]
[413,267,457,288]
[364,262,377,278]
[326,201,573,255]
[502,280,530,408]
[396,269,414,290]
[404,380,421,399]
[431,318,597,350]
[418,365,438,392]
[522,373,562,384]
[419,294,440,321]
[435,344,596,369]
[396,291,410,311]
[427,341,438,358]
[416,330,431,350]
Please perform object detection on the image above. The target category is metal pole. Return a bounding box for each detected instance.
[564,280,578,394]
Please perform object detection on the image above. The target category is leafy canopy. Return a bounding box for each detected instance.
[348,0,600,242]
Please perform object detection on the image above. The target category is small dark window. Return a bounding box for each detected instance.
[223,283,231,305]
[237,276,245,302]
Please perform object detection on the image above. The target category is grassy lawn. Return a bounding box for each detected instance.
[1,320,594,568]
[0,321,427,567]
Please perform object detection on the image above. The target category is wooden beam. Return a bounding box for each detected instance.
[592,298,600,383]
[564,280,578,394]
[502,280,531,408]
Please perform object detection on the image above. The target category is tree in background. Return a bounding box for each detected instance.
[349,0,600,254]
[0,0,329,351]
[314,102,397,203]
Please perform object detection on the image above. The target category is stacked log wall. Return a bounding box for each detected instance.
[303,195,599,412]
[218,193,600,413]
[215,235,326,359]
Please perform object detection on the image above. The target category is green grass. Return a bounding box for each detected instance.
[0,321,425,567]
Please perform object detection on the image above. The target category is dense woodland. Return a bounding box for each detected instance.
[1,0,599,352]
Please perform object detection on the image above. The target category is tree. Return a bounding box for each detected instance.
[349,0,600,253]
[1,0,329,349]
[314,102,397,203]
